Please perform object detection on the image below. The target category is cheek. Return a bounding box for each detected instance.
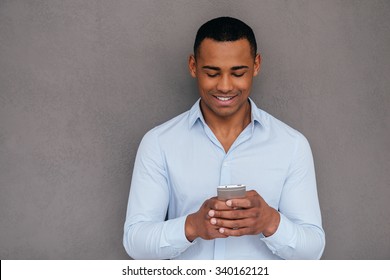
[236,78,252,92]
[198,78,217,92]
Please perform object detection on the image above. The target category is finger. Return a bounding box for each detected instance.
[212,209,255,220]
[218,227,253,237]
[210,225,230,239]
[210,218,246,238]
[226,198,252,209]
[202,219,229,239]
[246,190,259,197]
[214,200,234,210]
[212,217,251,230]
[227,192,265,209]
[206,198,232,211]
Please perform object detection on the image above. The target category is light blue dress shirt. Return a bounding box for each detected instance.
[123,98,325,259]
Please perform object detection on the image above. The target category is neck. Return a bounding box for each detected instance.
[202,99,251,130]
[200,99,251,152]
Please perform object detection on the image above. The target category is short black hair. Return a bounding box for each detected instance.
[193,17,257,59]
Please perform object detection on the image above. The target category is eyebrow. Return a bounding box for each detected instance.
[231,66,249,70]
[202,65,249,71]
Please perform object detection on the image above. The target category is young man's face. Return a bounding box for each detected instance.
[189,38,261,120]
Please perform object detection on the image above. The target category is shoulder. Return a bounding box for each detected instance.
[139,109,192,148]
[142,100,201,142]
[253,106,314,170]
[267,111,306,139]
[134,110,191,163]
[252,101,310,150]
[252,99,305,136]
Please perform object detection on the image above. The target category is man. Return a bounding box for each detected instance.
[123,17,325,259]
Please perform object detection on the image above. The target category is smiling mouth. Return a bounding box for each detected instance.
[215,96,235,101]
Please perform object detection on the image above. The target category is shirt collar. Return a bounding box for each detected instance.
[188,98,265,129]
[188,99,204,128]
[248,98,265,127]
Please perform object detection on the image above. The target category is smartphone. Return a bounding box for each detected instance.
[217,184,246,200]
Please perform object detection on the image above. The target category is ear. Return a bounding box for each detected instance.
[188,55,197,78]
[253,53,261,77]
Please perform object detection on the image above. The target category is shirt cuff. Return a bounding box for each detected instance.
[160,215,194,253]
[260,214,297,255]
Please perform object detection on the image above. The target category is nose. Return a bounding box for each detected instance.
[216,74,233,93]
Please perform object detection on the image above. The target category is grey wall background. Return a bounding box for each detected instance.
[0,0,389,259]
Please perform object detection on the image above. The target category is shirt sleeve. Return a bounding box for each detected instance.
[261,134,325,259]
[123,130,194,259]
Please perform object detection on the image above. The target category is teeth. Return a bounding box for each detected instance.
[216,96,233,101]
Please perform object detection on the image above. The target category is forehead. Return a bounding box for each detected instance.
[196,38,253,66]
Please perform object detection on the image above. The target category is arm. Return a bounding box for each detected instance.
[264,135,325,259]
[210,135,325,259]
[123,130,193,259]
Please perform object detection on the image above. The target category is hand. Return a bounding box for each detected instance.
[185,197,231,242]
[209,190,280,237]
